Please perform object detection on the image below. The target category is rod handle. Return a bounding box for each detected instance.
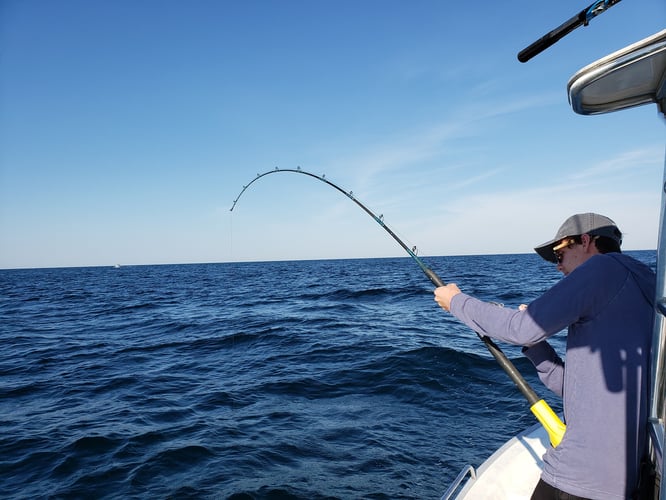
[530,399,567,447]
[518,11,585,62]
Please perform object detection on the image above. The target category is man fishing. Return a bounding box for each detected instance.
[434,213,655,500]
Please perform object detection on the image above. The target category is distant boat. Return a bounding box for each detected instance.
[113,264,121,269]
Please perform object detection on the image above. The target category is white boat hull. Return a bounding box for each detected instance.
[452,422,548,499]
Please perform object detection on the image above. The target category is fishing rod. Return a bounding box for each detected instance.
[518,0,622,63]
[231,167,566,447]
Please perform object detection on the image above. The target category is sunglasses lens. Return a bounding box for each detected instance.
[553,238,580,263]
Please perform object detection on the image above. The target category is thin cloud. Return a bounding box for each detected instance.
[568,147,662,180]
[334,90,562,190]
[418,185,659,257]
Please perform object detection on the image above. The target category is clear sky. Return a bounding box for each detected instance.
[1,0,665,269]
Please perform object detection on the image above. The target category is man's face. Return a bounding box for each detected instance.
[553,235,593,275]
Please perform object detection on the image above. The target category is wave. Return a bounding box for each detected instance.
[0,256,577,499]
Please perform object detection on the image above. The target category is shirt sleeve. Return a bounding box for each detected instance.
[448,255,604,346]
[522,342,565,396]
[448,293,560,346]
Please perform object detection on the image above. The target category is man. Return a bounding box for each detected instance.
[434,213,655,499]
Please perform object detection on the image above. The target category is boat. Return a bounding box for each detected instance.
[441,26,666,500]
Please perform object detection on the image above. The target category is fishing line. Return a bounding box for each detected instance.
[231,167,566,446]
[228,210,234,261]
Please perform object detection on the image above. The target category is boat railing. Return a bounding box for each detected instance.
[648,417,664,479]
[440,464,476,500]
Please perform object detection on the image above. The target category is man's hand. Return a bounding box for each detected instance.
[434,284,462,312]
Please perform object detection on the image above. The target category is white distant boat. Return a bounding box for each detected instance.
[113,264,121,269]
[442,27,666,500]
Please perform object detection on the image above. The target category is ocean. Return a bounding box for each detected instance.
[0,251,656,499]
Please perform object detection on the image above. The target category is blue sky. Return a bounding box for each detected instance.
[1,0,665,269]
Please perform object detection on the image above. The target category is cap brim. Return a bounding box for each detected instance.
[534,239,558,263]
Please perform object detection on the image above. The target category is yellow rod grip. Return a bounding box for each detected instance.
[530,399,566,447]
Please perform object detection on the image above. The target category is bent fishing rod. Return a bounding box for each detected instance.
[518,0,621,62]
[231,167,565,446]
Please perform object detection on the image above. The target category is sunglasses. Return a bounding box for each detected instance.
[553,238,578,263]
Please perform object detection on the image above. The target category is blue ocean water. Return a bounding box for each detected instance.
[0,251,655,499]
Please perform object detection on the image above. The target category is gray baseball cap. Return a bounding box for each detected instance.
[535,213,622,263]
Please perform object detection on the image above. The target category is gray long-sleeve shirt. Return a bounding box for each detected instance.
[449,253,655,499]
